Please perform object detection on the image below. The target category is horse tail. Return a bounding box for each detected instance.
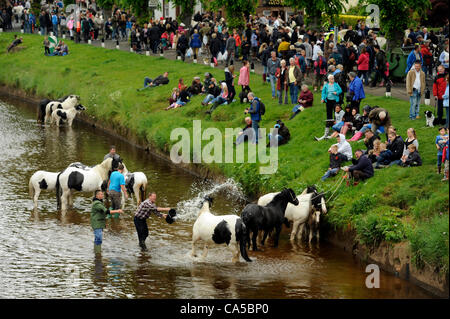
[38,99,49,123]
[139,184,146,203]
[55,172,62,209]
[236,218,252,262]
[29,177,35,199]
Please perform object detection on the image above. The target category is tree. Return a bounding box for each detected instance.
[169,0,198,27]
[209,0,258,29]
[360,0,431,50]
[283,0,348,29]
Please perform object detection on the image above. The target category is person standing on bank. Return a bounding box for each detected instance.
[245,92,262,145]
[134,192,170,251]
[348,71,365,114]
[91,190,123,254]
[315,74,342,141]
[107,164,128,217]
[406,60,426,120]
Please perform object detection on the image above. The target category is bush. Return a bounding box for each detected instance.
[349,194,377,215]
[408,214,449,274]
[354,208,406,246]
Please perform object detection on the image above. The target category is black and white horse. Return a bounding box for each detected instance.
[56,157,122,212]
[124,172,148,207]
[37,95,80,123]
[191,196,251,263]
[257,186,327,244]
[51,104,86,126]
[241,188,299,251]
[29,170,59,209]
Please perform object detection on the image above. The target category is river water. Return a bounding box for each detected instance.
[0,95,435,299]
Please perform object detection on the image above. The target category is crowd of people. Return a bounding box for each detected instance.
[2,2,450,185]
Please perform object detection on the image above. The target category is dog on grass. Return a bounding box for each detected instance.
[424,110,435,127]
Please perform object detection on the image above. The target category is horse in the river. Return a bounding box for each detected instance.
[56,157,122,212]
[257,186,327,244]
[191,196,252,263]
[50,104,86,127]
[29,170,59,209]
[241,188,299,251]
[124,172,148,207]
[37,95,80,124]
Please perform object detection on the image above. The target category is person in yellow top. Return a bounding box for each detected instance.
[277,37,290,59]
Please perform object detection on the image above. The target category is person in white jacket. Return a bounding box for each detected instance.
[329,134,353,161]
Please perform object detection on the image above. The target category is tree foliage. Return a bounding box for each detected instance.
[283,0,348,28]
[209,0,259,29]
[360,0,431,49]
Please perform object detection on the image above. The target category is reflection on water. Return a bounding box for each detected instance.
[0,95,436,299]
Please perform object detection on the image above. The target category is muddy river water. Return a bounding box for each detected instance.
[0,95,435,298]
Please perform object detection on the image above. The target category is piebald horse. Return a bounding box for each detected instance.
[29,170,59,209]
[191,196,251,263]
[56,157,122,212]
[37,95,80,124]
[124,172,148,207]
[257,186,327,243]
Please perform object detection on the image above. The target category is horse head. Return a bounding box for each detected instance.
[311,192,327,214]
[66,95,81,105]
[311,210,320,225]
[306,185,317,194]
[75,104,86,111]
[202,195,214,208]
[283,188,299,206]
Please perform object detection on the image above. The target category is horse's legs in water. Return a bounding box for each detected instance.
[60,189,69,212]
[291,220,300,242]
[68,189,75,207]
[231,243,240,263]
[201,244,208,259]
[261,230,269,246]
[33,188,40,209]
[298,223,306,242]
[190,236,199,258]
[251,229,259,251]
[273,225,282,247]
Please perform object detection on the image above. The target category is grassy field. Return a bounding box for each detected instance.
[1,33,448,274]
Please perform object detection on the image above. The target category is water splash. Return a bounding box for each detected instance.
[176,178,246,221]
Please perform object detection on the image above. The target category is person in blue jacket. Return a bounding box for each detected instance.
[190,29,202,61]
[405,45,423,74]
[343,149,374,185]
[348,72,365,114]
[245,92,262,144]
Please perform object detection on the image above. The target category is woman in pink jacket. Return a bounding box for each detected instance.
[357,47,370,85]
[238,60,251,101]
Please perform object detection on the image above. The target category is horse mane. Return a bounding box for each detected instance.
[93,158,112,181]
[266,188,293,207]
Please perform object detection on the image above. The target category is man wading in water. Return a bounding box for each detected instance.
[107,163,128,218]
[91,190,123,254]
[134,192,171,251]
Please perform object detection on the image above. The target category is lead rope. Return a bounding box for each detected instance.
[326,173,348,203]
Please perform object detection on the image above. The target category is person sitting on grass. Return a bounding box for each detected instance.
[267,120,290,147]
[348,105,372,141]
[339,105,355,137]
[202,72,213,93]
[205,82,229,114]
[201,78,221,106]
[43,36,50,55]
[400,144,422,167]
[235,117,254,145]
[436,126,449,175]
[165,85,190,110]
[367,139,382,163]
[289,84,313,120]
[138,72,169,91]
[321,144,348,181]
[187,76,203,96]
[7,36,23,53]
[343,149,374,186]
[401,127,419,163]
[330,133,353,161]
[387,131,406,166]
[363,130,381,154]
[328,104,345,139]
[375,142,393,168]
[168,87,179,106]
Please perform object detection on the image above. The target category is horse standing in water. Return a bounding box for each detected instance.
[29,170,59,209]
[241,188,299,251]
[37,94,80,124]
[191,196,252,263]
[257,186,327,244]
[124,172,148,207]
[56,157,122,212]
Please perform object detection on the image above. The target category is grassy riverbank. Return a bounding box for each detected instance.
[1,33,448,276]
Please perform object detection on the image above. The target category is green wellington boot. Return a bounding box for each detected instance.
[94,244,102,255]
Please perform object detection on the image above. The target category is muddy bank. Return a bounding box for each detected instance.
[328,229,448,298]
[0,84,446,298]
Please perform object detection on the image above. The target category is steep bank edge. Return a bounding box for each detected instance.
[0,84,446,298]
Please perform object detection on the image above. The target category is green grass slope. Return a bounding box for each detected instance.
[1,33,448,273]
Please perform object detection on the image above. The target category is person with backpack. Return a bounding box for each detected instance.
[245,92,265,144]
